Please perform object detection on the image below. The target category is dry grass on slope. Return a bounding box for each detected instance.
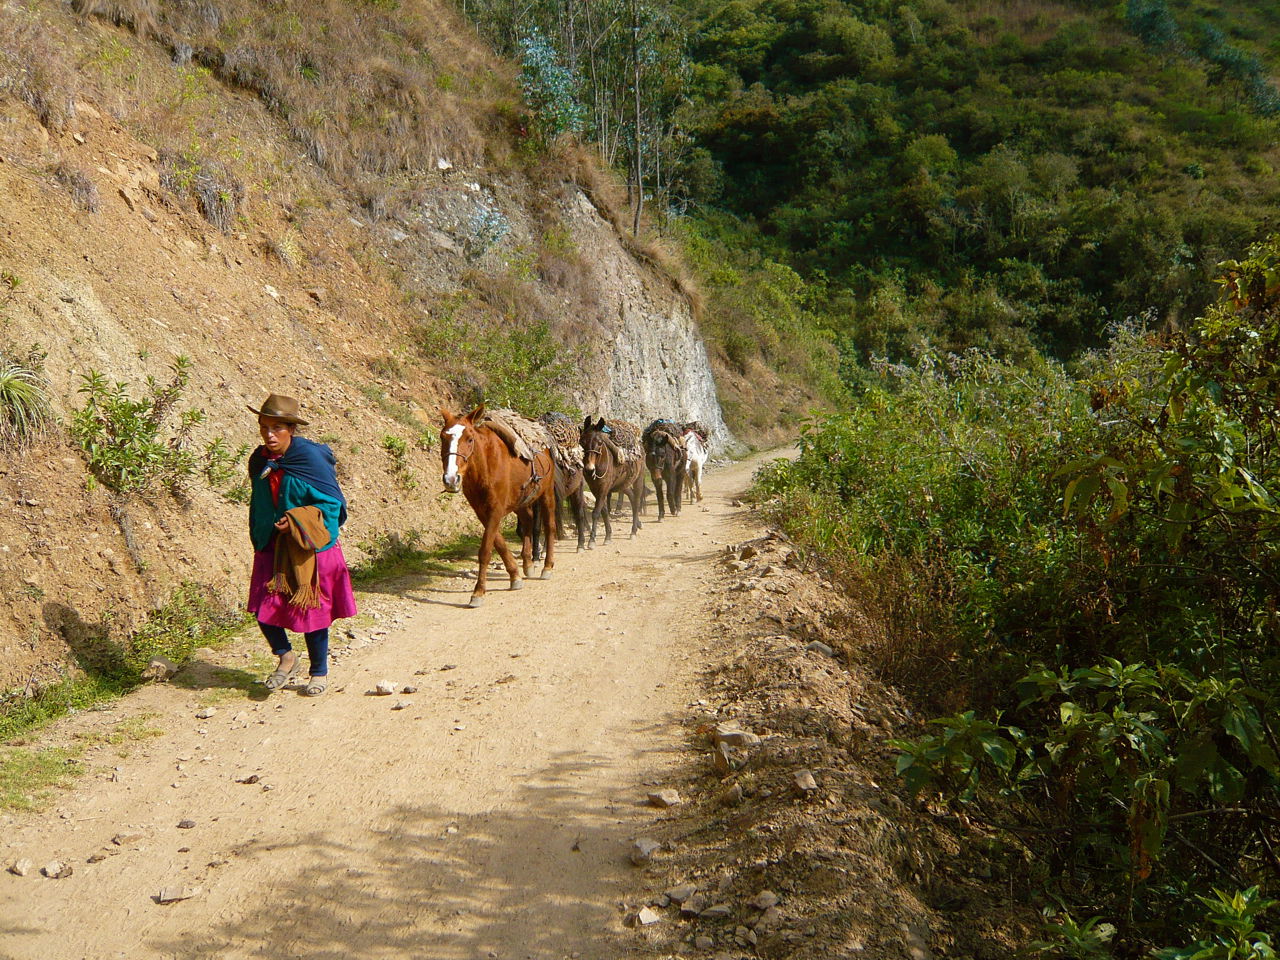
[69,0,513,210]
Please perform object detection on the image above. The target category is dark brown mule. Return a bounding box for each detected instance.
[440,405,556,607]
[642,420,685,521]
[580,416,645,547]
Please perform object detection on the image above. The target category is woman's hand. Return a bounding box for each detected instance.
[274,517,290,531]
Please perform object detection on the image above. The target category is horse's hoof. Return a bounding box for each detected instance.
[468,595,485,608]
[541,569,554,580]
[510,579,523,591]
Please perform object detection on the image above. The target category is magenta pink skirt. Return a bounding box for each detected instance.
[247,542,358,633]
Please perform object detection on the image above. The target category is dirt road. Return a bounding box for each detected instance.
[1,453,775,960]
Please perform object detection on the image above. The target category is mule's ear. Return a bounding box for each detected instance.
[439,406,454,424]
[582,415,592,430]
[595,417,606,430]
[467,404,485,423]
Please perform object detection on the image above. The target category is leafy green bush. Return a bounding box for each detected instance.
[759,240,1280,954]
[70,356,244,497]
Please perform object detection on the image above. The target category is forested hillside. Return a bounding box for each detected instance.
[466,0,1280,373]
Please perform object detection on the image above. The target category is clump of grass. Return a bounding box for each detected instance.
[0,11,77,130]
[126,582,248,673]
[352,529,478,584]
[0,747,82,811]
[73,713,164,756]
[53,161,100,213]
[0,347,55,448]
[266,229,304,269]
[382,434,418,490]
[0,675,131,744]
[159,154,245,233]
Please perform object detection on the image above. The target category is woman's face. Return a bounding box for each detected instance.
[259,416,295,455]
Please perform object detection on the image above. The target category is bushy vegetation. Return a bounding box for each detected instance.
[756,240,1280,955]
[70,356,246,497]
[412,290,576,414]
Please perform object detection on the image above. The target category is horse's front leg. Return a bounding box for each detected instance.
[470,510,500,607]
[652,468,666,521]
[540,486,556,578]
[601,486,615,544]
[572,488,586,552]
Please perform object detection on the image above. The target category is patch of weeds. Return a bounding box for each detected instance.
[316,433,341,447]
[0,675,132,744]
[53,161,100,212]
[368,354,405,380]
[159,140,246,234]
[0,746,82,811]
[266,229,304,269]
[126,582,249,673]
[382,434,418,491]
[74,712,164,756]
[359,383,420,430]
[352,529,478,584]
[0,343,54,449]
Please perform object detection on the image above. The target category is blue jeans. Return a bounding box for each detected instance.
[259,622,329,677]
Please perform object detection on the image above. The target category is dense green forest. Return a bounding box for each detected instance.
[466,0,1280,375]
[459,0,1280,955]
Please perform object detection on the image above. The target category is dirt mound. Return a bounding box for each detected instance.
[628,527,1036,959]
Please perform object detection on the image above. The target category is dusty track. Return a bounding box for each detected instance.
[1,453,775,960]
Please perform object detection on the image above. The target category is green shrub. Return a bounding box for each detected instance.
[70,356,243,497]
[758,241,1280,952]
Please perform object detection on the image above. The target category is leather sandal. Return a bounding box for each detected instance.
[264,656,300,691]
[303,676,328,697]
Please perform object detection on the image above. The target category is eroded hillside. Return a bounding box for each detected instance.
[0,0,735,692]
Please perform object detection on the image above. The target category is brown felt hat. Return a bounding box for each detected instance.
[247,393,309,425]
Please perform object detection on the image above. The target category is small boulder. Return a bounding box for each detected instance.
[630,837,662,866]
[8,858,32,877]
[695,935,715,950]
[804,640,835,658]
[794,769,818,794]
[665,883,698,904]
[636,906,662,926]
[713,723,761,747]
[372,680,398,696]
[155,885,201,903]
[700,903,732,919]
[41,860,72,879]
[177,820,196,830]
[718,783,744,807]
[141,656,178,682]
[647,789,681,808]
[751,890,779,910]
[195,706,217,720]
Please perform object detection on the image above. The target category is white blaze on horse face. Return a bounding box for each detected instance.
[443,423,465,489]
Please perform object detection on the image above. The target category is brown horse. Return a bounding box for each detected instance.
[580,416,645,547]
[440,405,556,607]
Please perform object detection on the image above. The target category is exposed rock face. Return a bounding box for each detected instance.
[559,188,735,455]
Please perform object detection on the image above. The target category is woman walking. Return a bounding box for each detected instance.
[246,393,356,696]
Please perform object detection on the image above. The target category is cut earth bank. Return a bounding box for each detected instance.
[1,450,1031,960]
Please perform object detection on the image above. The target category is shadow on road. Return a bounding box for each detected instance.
[148,745,681,960]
